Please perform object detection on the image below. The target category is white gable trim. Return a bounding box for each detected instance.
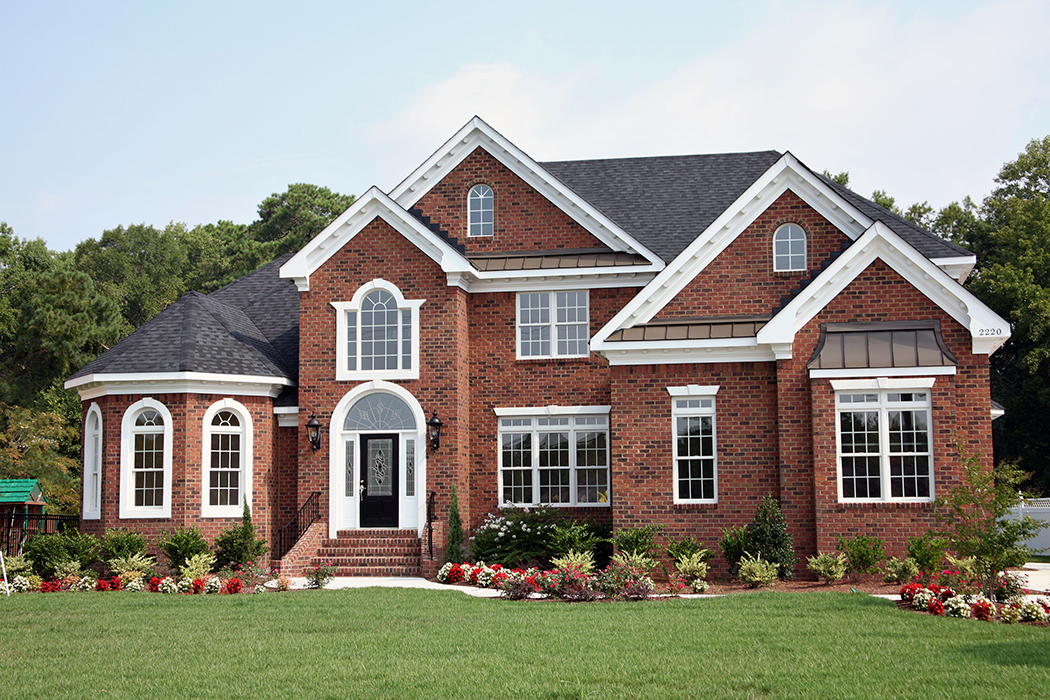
[756,221,1010,356]
[388,116,663,267]
[592,153,873,349]
[280,187,474,292]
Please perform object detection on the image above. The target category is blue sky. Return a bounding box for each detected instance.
[2,0,1048,253]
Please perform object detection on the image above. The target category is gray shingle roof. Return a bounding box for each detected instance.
[69,254,298,381]
[542,152,972,263]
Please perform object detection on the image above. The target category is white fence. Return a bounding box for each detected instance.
[1009,499,1050,553]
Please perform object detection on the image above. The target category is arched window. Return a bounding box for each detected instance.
[202,399,253,518]
[120,398,173,518]
[468,184,493,237]
[82,404,102,520]
[773,223,806,272]
[332,280,423,381]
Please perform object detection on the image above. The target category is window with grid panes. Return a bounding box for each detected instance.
[837,390,932,501]
[516,291,589,359]
[498,413,609,506]
[673,397,717,502]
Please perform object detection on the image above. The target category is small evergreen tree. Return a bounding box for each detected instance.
[746,493,796,579]
[445,485,464,563]
[214,499,267,570]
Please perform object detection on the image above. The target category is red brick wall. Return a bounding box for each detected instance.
[295,216,469,552]
[656,191,850,319]
[414,147,605,254]
[609,361,780,576]
[79,392,281,569]
[464,287,636,531]
[795,259,992,559]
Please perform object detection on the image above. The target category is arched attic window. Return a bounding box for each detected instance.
[468,184,494,237]
[773,223,807,272]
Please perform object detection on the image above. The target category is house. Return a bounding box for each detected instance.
[64,117,1009,577]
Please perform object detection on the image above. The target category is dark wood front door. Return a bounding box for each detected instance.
[360,434,398,527]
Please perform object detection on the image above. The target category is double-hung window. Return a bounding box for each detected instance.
[333,280,423,381]
[836,386,933,501]
[497,408,609,506]
[669,386,719,503]
[119,398,173,519]
[517,291,589,359]
[201,399,253,518]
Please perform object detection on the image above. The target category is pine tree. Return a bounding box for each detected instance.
[445,485,464,563]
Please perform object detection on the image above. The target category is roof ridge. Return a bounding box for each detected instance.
[194,294,286,376]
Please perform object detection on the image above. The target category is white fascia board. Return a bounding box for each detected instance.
[756,221,1011,355]
[592,154,872,346]
[811,366,957,379]
[64,372,294,400]
[387,116,663,267]
[830,377,937,391]
[462,267,658,294]
[596,338,778,366]
[274,406,299,428]
[929,255,977,283]
[494,405,610,416]
[280,187,473,292]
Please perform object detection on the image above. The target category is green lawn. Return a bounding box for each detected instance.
[2,589,1048,699]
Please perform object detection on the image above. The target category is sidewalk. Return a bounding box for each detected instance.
[290,562,1050,599]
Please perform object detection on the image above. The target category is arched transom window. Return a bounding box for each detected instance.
[202,399,253,518]
[773,223,806,272]
[332,280,424,381]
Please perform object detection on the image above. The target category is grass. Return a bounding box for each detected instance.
[1027,555,1050,564]
[2,589,1049,699]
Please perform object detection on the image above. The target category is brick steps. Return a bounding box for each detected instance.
[313,528,422,577]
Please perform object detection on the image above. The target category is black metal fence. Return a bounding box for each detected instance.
[1,512,80,556]
[275,492,321,559]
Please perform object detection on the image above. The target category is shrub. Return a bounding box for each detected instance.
[159,527,210,572]
[807,552,848,584]
[445,485,464,563]
[470,507,559,568]
[178,552,216,581]
[611,550,656,573]
[535,565,598,601]
[837,534,885,580]
[719,525,749,575]
[674,551,709,582]
[665,536,711,564]
[54,560,82,580]
[883,557,921,584]
[2,554,31,577]
[498,576,537,600]
[550,521,604,558]
[906,533,947,579]
[551,549,596,575]
[306,561,334,589]
[746,494,796,579]
[611,524,661,558]
[23,532,99,579]
[107,553,157,578]
[994,571,1027,603]
[214,501,267,570]
[595,560,654,600]
[99,528,147,561]
[738,552,778,588]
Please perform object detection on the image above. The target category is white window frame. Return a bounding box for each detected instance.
[119,398,173,519]
[496,406,610,508]
[332,279,424,381]
[201,398,254,518]
[773,223,807,272]
[832,377,935,503]
[516,291,590,359]
[668,385,719,504]
[82,403,103,520]
[468,184,494,237]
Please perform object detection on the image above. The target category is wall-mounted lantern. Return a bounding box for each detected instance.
[306,414,322,451]
[426,411,444,452]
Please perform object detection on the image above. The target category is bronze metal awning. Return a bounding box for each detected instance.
[807,320,957,370]
[605,315,770,342]
[469,248,651,272]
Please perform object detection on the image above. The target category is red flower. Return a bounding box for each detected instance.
[109,576,123,591]
[148,577,161,593]
[192,578,205,594]
[95,579,110,592]
[222,577,243,594]
[927,599,945,616]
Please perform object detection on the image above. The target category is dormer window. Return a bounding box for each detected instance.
[468,184,494,237]
[332,280,424,381]
[773,223,806,272]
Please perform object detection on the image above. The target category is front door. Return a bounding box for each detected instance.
[360,434,398,527]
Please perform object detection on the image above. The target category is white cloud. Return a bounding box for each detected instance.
[375,0,1050,208]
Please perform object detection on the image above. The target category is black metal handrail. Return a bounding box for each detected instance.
[426,491,436,560]
[1,512,80,556]
[275,492,321,559]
